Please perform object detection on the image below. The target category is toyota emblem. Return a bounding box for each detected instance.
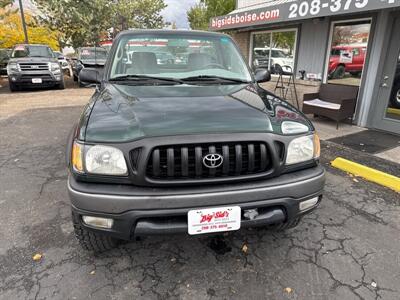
[203,153,223,169]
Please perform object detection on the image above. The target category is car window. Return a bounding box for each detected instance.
[80,48,107,60]
[12,45,54,58]
[110,34,252,82]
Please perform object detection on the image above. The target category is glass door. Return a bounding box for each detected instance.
[372,16,400,134]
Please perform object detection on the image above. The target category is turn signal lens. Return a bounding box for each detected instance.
[314,133,321,158]
[72,142,83,173]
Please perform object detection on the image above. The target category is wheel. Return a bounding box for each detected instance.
[271,217,302,231]
[57,78,65,90]
[389,81,400,109]
[9,81,19,92]
[72,212,118,252]
[332,65,346,79]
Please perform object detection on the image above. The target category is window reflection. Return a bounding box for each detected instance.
[327,21,371,86]
[252,30,297,75]
[385,54,400,120]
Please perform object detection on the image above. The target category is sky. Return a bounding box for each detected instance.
[19,0,199,29]
[162,0,199,29]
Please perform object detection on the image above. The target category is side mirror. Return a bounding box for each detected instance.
[254,69,271,83]
[79,68,102,85]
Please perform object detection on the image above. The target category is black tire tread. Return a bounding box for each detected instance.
[72,212,118,252]
[273,217,302,231]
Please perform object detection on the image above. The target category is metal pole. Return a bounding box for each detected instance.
[18,0,29,44]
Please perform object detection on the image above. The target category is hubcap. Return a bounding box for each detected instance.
[396,89,400,104]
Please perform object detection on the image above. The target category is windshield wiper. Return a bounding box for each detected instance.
[180,75,250,84]
[109,74,183,84]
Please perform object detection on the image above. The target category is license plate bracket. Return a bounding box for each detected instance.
[187,206,241,235]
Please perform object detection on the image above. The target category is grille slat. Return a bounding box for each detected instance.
[146,141,272,181]
[181,147,188,177]
[222,145,229,175]
[152,149,160,177]
[167,148,174,177]
[260,144,267,170]
[248,144,255,172]
[235,145,242,175]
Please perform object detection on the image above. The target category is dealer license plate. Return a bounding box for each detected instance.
[32,78,42,84]
[188,206,241,235]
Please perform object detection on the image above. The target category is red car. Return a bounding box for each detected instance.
[328,45,367,79]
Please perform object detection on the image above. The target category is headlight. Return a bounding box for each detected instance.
[49,62,61,74]
[281,121,309,134]
[85,145,127,175]
[286,134,320,165]
[7,62,19,74]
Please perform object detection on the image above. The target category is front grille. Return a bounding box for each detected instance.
[146,142,273,180]
[19,63,49,71]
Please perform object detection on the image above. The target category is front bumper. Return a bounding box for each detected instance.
[8,71,62,86]
[69,165,325,240]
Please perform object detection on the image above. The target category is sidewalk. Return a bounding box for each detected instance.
[312,117,400,165]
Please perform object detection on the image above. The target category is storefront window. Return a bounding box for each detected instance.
[251,29,297,75]
[326,20,371,86]
[385,53,400,120]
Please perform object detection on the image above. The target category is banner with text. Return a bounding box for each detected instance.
[210,0,400,30]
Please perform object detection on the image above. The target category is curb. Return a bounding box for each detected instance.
[331,157,400,192]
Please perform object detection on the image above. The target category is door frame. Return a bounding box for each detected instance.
[370,13,400,134]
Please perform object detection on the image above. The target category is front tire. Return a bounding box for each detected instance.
[72,212,118,252]
[57,78,65,90]
[271,217,302,231]
[9,81,19,92]
[389,81,400,109]
[332,65,346,79]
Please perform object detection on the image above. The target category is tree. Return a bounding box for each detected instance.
[114,0,166,31]
[33,0,166,48]
[0,9,60,49]
[187,0,235,30]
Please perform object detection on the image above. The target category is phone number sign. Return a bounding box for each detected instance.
[210,0,400,30]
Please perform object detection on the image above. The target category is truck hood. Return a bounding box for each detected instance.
[82,83,313,143]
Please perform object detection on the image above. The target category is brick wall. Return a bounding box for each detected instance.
[231,31,251,61]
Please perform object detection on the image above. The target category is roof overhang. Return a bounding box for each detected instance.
[210,0,400,31]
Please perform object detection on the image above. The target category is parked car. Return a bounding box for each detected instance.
[0,48,11,75]
[7,44,64,91]
[253,47,294,74]
[54,51,70,75]
[72,47,107,87]
[66,30,324,252]
[328,45,367,79]
[390,59,400,109]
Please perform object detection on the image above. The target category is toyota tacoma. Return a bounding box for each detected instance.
[67,30,325,252]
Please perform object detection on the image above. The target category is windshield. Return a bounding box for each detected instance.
[11,45,54,58]
[80,48,107,60]
[109,33,252,82]
[271,50,287,58]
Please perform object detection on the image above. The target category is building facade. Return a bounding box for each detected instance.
[211,0,400,135]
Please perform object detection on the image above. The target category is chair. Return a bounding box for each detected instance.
[302,83,359,129]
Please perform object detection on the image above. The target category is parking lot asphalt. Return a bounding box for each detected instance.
[0,78,399,300]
